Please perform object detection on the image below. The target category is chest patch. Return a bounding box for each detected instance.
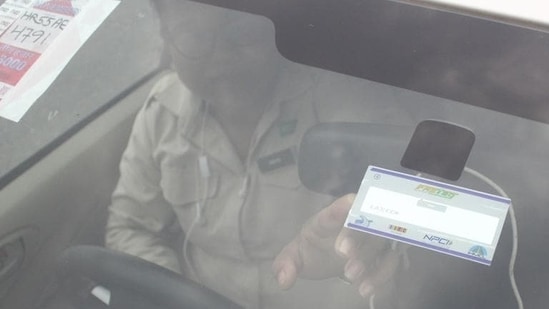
[257,147,296,173]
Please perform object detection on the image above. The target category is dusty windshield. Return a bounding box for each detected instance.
[102,0,549,308]
[1,0,548,308]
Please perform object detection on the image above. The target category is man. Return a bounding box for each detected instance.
[106,1,399,307]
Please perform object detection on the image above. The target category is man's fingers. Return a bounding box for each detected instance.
[272,194,359,290]
[343,258,366,284]
[335,229,358,258]
[340,246,400,298]
[308,194,355,239]
[276,261,298,290]
[272,240,302,289]
[335,224,388,258]
[357,248,401,298]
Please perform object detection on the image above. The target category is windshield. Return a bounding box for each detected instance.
[0,0,548,308]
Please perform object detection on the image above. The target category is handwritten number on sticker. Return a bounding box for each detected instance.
[20,11,68,30]
[9,25,51,45]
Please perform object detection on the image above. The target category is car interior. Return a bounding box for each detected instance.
[0,0,548,308]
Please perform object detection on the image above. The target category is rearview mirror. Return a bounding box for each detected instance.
[298,122,411,196]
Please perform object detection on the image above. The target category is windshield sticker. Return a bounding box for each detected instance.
[0,0,120,122]
[344,165,511,266]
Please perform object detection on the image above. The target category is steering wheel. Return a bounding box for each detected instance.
[56,245,243,309]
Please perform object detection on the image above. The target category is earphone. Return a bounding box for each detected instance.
[182,100,211,280]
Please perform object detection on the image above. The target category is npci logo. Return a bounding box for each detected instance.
[423,234,453,246]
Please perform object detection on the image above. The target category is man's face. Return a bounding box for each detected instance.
[157,1,282,99]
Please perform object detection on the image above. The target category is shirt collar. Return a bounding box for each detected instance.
[182,64,319,175]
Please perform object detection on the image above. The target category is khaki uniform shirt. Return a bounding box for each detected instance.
[106,70,377,308]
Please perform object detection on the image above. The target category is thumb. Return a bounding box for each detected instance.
[272,239,302,290]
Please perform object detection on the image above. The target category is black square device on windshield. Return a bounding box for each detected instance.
[400,120,475,181]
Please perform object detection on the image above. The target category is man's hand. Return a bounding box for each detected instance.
[272,194,400,298]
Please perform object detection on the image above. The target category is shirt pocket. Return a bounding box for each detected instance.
[257,162,302,190]
[160,164,219,207]
[255,144,302,190]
